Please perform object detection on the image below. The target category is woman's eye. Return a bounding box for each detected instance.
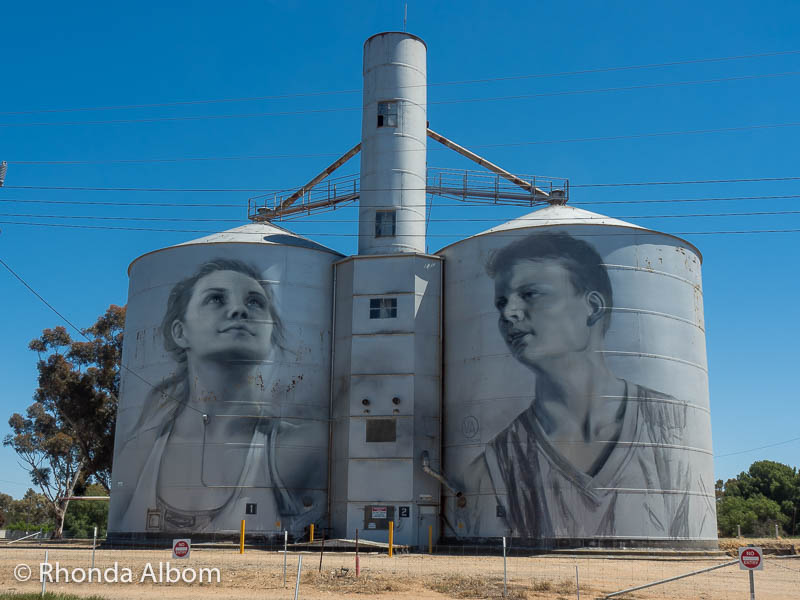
[247,296,266,309]
[206,294,225,305]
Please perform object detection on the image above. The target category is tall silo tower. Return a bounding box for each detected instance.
[329,32,443,548]
[108,223,341,540]
[437,204,717,549]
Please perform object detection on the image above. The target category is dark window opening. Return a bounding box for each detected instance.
[366,418,397,442]
[369,297,397,319]
[375,210,396,237]
[377,101,398,128]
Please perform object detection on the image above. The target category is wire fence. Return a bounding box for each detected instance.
[1,537,798,599]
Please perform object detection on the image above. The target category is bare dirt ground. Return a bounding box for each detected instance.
[0,539,797,599]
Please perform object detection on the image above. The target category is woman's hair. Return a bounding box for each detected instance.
[486,231,614,333]
[145,258,285,421]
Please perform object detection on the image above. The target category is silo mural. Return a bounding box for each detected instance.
[108,29,720,551]
[108,224,341,537]
[439,205,716,548]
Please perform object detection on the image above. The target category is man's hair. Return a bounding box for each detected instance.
[486,231,613,332]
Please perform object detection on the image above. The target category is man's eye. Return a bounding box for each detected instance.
[495,298,507,310]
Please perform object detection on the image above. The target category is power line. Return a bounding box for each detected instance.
[2,209,799,224]
[3,193,800,209]
[9,121,800,165]
[429,71,800,107]
[0,256,206,418]
[717,436,800,458]
[0,257,86,339]
[6,176,800,193]
[3,71,799,129]
[2,220,799,237]
[2,48,798,117]
[571,176,800,188]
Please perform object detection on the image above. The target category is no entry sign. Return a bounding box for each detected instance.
[172,538,191,559]
[738,546,763,570]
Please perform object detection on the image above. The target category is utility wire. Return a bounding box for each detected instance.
[8,121,800,165]
[3,193,800,209]
[3,71,799,129]
[2,210,799,223]
[0,257,87,338]
[0,256,206,418]
[717,436,800,457]
[2,48,798,116]
[6,176,800,193]
[2,221,799,237]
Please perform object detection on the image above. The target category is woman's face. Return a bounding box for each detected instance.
[172,269,274,362]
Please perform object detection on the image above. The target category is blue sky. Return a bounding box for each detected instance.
[1,1,798,499]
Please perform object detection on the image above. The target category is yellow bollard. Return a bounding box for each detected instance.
[310,523,315,543]
[240,519,245,554]
[388,521,394,557]
[428,525,433,554]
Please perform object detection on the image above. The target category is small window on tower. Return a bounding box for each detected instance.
[377,101,398,128]
[369,298,397,319]
[375,210,396,237]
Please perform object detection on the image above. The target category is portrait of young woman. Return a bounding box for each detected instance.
[114,258,322,534]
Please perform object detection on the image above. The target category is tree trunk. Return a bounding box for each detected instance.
[52,503,67,539]
[52,462,83,539]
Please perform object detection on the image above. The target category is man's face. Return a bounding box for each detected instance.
[494,258,594,367]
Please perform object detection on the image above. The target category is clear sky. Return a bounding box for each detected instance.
[1,1,798,499]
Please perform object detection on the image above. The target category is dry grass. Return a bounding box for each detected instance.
[530,577,574,594]
[302,568,407,594]
[422,573,528,599]
[717,537,799,556]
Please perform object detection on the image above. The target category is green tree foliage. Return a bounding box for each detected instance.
[0,489,53,532]
[63,484,108,538]
[4,306,124,537]
[718,460,800,536]
[28,305,124,489]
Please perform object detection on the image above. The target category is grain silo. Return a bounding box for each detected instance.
[108,222,341,539]
[108,30,718,551]
[437,204,717,549]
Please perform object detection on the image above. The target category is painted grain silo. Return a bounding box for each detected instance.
[108,223,342,539]
[437,204,717,549]
[108,29,718,551]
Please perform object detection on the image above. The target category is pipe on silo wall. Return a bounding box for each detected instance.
[359,32,427,255]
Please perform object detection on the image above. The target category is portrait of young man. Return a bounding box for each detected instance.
[456,231,714,544]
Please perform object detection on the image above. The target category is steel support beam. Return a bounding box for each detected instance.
[426,129,551,199]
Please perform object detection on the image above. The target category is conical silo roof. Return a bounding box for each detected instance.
[436,203,701,260]
[172,221,341,253]
[476,204,649,236]
[129,222,342,274]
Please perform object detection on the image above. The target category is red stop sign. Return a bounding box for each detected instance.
[174,540,189,558]
[740,548,761,569]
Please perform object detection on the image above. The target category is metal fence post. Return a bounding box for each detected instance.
[41,549,48,597]
[502,536,507,598]
[91,526,97,568]
[294,554,303,600]
[283,530,288,587]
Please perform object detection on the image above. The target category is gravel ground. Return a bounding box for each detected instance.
[0,540,797,599]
